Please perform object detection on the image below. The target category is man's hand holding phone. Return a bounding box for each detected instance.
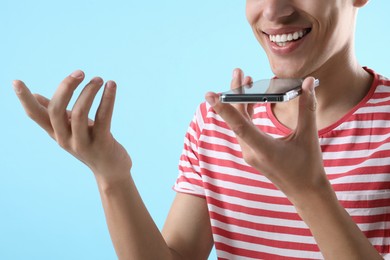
[205,68,327,203]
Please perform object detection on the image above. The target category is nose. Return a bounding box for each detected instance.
[262,0,295,21]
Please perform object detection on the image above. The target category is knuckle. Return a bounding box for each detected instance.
[95,109,109,122]
[73,144,87,156]
[25,110,36,120]
[231,123,247,138]
[242,152,257,166]
[56,137,70,150]
[71,108,85,121]
[242,152,269,171]
[47,103,62,117]
[245,157,256,167]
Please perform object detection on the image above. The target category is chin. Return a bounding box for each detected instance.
[272,67,303,79]
[270,61,310,79]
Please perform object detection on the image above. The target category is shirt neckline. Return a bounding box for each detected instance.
[263,67,380,137]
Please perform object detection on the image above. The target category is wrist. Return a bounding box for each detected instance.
[289,175,337,214]
[94,167,133,193]
[280,168,332,208]
[290,178,344,229]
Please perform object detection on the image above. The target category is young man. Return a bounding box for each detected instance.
[13,0,389,259]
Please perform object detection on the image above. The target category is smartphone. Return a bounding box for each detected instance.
[219,78,319,103]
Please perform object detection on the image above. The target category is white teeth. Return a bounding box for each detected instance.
[276,42,286,47]
[269,29,308,45]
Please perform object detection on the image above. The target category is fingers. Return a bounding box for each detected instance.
[48,70,85,142]
[14,71,114,146]
[205,91,269,147]
[297,77,318,137]
[94,81,117,135]
[34,93,50,108]
[13,80,54,136]
[231,69,242,89]
[71,77,104,145]
[14,71,118,164]
[231,68,253,120]
[205,68,262,144]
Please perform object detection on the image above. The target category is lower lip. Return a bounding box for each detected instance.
[266,33,310,55]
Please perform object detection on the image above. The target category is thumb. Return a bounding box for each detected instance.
[296,77,318,136]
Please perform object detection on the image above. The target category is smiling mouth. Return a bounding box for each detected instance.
[267,28,311,47]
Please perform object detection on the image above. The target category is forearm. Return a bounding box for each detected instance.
[95,172,173,260]
[293,181,383,260]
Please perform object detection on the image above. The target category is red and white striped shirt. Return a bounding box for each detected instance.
[174,68,390,259]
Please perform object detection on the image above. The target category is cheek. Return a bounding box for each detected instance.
[245,5,254,24]
[245,1,260,26]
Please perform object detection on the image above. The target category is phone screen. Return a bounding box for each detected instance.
[226,78,303,95]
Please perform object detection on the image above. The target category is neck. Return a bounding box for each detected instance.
[273,50,373,131]
[309,49,372,113]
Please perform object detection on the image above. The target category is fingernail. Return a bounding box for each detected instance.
[106,80,116,88]
[90,77,103,84]
[309,81,314,92]
[232,69,239,78]
[70,70,84,79]
[13,80,22,94]
[206,95,216,106]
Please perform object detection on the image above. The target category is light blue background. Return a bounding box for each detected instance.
[1,1,389,259]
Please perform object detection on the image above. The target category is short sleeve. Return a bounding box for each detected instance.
[173,102,209,197]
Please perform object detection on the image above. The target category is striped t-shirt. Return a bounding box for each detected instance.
[174,68,390,259]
